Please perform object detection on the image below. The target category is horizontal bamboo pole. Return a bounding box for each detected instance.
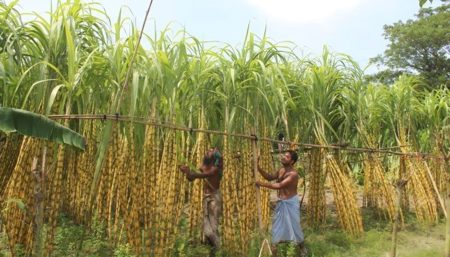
[48,114,443,159]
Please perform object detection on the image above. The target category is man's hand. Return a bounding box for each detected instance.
[179,165,194,181]
[255,181,264,188]
[179,165,190,174]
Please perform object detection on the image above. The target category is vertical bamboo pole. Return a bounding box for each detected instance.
[31,157,40,257]
[443,154,449,257]
[391,179,407,257]
[251,130,263,231]
[446,192,450,257]
[438,133,450,257]
[32,145,46,257]
[423,161,447,218]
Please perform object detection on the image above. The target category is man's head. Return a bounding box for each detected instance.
[280,150,298,166]
[203,147,223,169]
[203,150,215,166]
[203,147,219,166]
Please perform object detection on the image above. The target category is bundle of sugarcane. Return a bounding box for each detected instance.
[71,120,99,225]
[237,138,256,253]
[110,133,130,244]
[2,137,41,256]
[429,153,447,197]
[102,122,123,243]
[151,130,175,256]
[122,126,145,255]
[363,153,397,221]
[423,159,447,218]
[170,131,190,254]
[405,156,439,223]
[161,131,186,256]
[188,130,207,240]
[326,153,364,235]
[0,135,22,198]
[398,129,438,223]
[306,148,327,227]
[142,122,160,254]
[92,122,119,225]
[96,121,118,228]
[221,135,242,255]
[44,144,65,253]
[147,129,187,256]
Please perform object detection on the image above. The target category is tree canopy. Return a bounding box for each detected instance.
[371,3,450,88]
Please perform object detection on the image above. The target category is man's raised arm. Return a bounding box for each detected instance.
[256,172,297,190]
[257,162,278,181]
[180,165,218,180]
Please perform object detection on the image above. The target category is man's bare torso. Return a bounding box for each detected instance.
[276,167,299,199]
[201,164,220,194]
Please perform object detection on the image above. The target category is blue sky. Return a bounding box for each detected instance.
[13,0,439,73]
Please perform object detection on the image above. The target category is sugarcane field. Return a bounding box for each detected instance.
[0,0,449,256]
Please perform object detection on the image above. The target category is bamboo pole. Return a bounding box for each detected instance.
[436,132,450,257]
[446,193,450,257]
[391,179,407,257]
[251,130,263,231]
[442,151,450,257]
[116,0,155,110]
[258,239,272,257]
[423,161,447,218]
[31,157,40,257]
[48,114,443,159]
[32,146,46,257]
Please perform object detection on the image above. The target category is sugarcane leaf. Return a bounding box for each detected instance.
[419,0,430,7]
[2,198,26,214]
[0,62,4,78]
[0,107,86,151]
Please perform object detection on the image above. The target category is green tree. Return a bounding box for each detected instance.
[371,3,450,88]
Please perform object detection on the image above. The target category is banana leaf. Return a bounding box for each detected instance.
[0,107,85,151]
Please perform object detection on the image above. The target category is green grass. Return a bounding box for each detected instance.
[0,211,446,257]
[300,210,445,257]
[301,223,444,257]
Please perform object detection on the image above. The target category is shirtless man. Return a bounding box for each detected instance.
[180,148,222,255]
[256,150,306,257]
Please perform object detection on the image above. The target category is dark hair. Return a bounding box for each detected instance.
[286,150,298,164]
[203,155,215,165]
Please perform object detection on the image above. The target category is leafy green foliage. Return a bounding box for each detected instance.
[113,244,136,257]
[371,4,450,88]
[171,218,217,257]
[1,198,26,214]
[0,107,86,150]
[53,216,111,257]
[0,1,448,255]
[420,0,432,7]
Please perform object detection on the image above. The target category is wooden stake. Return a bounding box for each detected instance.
[31,146,45,257]
[391,179,407,257]
[423,161,447,218]
[258,238,273,257]
[251,129,263,231]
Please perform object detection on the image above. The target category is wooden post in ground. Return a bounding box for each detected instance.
[391,178,407,257]
[437,132,450,257]
[32,146,47,257]
[442,152,449,257]
[31,149,43,257]
[251,129,264,231]
[446,190,450,257]
[423,161,447,218]
[258,239,273,257]
[31,157,40,257]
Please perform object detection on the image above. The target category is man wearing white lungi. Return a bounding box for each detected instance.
[256,150,307,257]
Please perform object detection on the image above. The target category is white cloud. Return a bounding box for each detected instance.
[246,0,363,24]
